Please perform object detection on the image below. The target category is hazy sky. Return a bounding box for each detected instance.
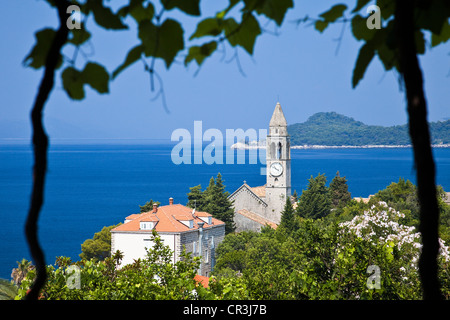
[0,0,449,140]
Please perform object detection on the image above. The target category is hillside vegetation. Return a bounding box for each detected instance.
[288,112,450,146]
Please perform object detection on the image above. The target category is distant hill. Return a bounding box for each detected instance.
[288,112,450,146]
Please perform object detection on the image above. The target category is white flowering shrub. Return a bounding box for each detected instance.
[339,201,449,262]
[335,201,450,299]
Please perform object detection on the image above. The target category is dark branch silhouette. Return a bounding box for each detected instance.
[394,0,443,300]
[25,1,69,300]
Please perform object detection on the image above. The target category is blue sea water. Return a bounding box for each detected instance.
[0,142,449,279]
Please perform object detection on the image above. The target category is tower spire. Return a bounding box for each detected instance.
[269,102,287,128]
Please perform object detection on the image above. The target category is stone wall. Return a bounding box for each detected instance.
[179,224,225,277]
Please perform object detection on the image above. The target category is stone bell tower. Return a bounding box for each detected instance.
[265,102,291,223]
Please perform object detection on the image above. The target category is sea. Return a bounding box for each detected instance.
[1,141,449,279]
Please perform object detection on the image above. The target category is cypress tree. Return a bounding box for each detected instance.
[203,173,236,234]
[186,184,205,210]
[296,173,331,219]
[329,171,352,208]
[279,198,296,234]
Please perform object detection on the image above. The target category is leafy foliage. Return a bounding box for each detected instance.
[15,231,251,300]
[189,173,236,234]
[23,28,62,69]
[139,199,161,212]
[279,198,296,235]
[296,173,331,219]
[310,0,450,88]
[12,178,450,300]
[213,189,450,299]
[0,279,18,300]
[329,171,352,208]
[61,62,110,100]
[80,224,121,261]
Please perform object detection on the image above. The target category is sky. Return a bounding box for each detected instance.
[0,0,449,141]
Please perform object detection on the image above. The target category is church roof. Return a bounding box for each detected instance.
[112,203,224,233]
[228,182,267,207]
[250,185,266,198]
[269,102,287,127]
[236,209,278,229]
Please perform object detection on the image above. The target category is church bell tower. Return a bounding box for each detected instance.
[265,102,291,223]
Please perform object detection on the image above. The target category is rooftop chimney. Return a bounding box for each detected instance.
[152,203,158,213]
[169,197,173,205]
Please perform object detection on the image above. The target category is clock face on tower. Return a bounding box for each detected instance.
[270,162,283,177]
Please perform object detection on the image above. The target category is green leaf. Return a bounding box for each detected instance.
[139,20,158,55]
[129,1,154,23]
[319,4,347,22]
[89,0,127,30]
[157,19,185,68]
[224,13,261,55]
[185,41,218,66]
[139,19,184,68]
[190,18,222,40]
[376,43,396,71]
[377,0,395,20]
[431,20,450,47]
[62,62,110,100]
[352,43,375,88]
[216,9,227,20]
[253,0,294,26]
[82,62,109,94]
[161,0,200,16]
[23,28,62,69]
[69,27,91,46]
[113,44,144,79]
[62,67,85,100]
[415,0,449,35]
[351,0,371,13]
[314,20,329,33]
[351,14,375,41]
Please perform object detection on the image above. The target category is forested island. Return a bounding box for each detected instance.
[288,112,450,146]
[232,112,450,149]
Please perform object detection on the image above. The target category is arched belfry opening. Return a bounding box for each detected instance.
[277,142,282,160]
[270,142,276,159]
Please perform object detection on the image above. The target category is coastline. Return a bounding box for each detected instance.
[230,142,450,149]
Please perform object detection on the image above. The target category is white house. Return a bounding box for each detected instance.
[110,198,225,277]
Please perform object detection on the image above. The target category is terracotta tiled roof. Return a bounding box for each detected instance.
[195,210,212,217]
[112,204,224,233]
[236,209,278,229]
[125,213,141,221]
[194,275,210,288]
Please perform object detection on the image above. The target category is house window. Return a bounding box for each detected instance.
[179,219,193,228]
[140,222,153,230]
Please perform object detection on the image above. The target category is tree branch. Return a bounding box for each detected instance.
[25,1,69,300]
[394,0,443,300]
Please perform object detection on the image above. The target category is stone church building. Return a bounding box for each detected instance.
[229,102,292,232]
